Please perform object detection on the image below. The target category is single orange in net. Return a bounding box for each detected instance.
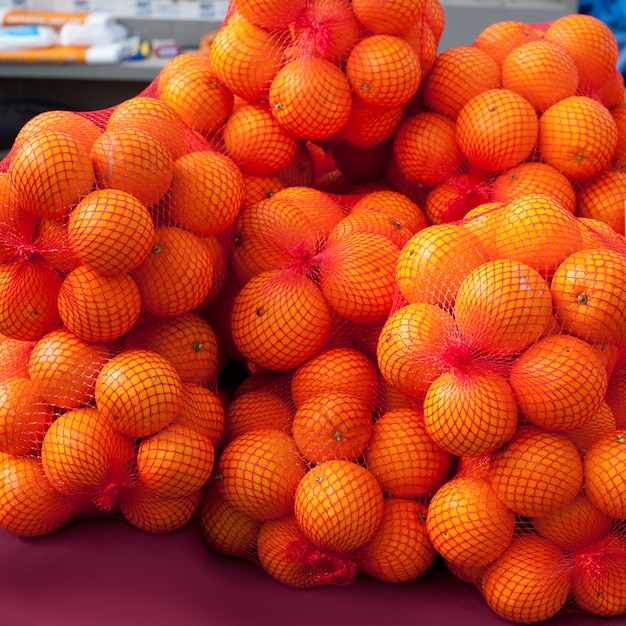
[291,391,373,464]
[488,427,584,517]
[166,150,246,238]
[235,0,306,29]
[364,407,449,498]
[346,34,421,110]
[577,169,626,236]
[95,348,184,439]
[8,129,94,220]
[598,68,626,110]
[392,111,464,187]
[565,401,617,453]
[425,476,516,568]
[41,406,134,512]
[472,19,546,67]
[395,222,491,309]
[294,459,384,553]
[501,39,579,112]
[454,258,554,356]
[269,56,353,141]
[545,13,619,93]
[482,535,571,624]
[402,17,438,76]
[455,87,539,173]
[537,95,618,180]
[216,428,306,521]
[222,102,297,176]
[490,161,577,214]
[420,45,501,120]
[230,267,332,372]
[57,265,141,343]
[175,383,225,448]
[0,334,33,381]
[531,493,612,552]
[131,226,215,318]
[90,127,174,208]
[118,484,201,534]
[606,366,626,428]
[0,454,76,537]
[583,429,626,519]
[0,377,54,455]
[423,368,519,457]
[123,312,219,387]
[335,99,404,149]
[572,533,626,617]
[352,0,424,35]
[0,258,62,342]
[612,102,626,169]
[357,498,436,584]
[28,326,112,410]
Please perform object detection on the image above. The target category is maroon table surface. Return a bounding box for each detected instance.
[0,516,622,626]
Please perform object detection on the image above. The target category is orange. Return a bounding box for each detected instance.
[572,534,626,617]
[482,535,571,624]
[0,454,76,537]
[8,129,94,220]
[215,428,306,521]
[578,218,626,252]
[195,237,228,307]
[0,334,33,381]
[157,54,234,137]
[351,0,424,35]
[565,401,618,454]
[175,383,225,448]
[490,161,577,214]
[545,13,619,93]
[0,377,54,455]
[597,68,626,110]
[510,334,608,432]
[606,366,626,428]
[41,407,134,512]
[0,258,62,341]
[472,20,546,67]
[222,389,293,447]
[461,202,506,257]
[531,493,612,552]
[230,267,332,371]
[316,232,400,323]
[136,423,214,497]
[235,0,306,30]
[403,17,437,76]
[376,302,459,399]
[67,188,155,275]
[90,128,173,208]
[209,12,285,102]
[583,429,626,519]
[455,87,538,173]
[423,368,519,456]
[28,326,112,410]
[33,217,81,275]
[357,498,436,583]
[95,348,184,439]
[290,345,380,410]
[501,39,579,112]
[105,96,189,160]
[454,258,554,356]
[166,150,246,238]
[538,95,618,179]
[57,265,141,343]
[612,102,626,169]
[118,484,201,534]
[256,514,357,588]
[577,169,626,236]
[222,102,297,176]
[269,56,353,141]
[293,459,384,553]
[392,112,464,187]
[291,391,373,463]
[551,247,626,344]
[444,559,488,587]
[131,226,215,317]
[423,0,445,42]
[364,407,449,498]
[426,476,516,567]
[123,312,219,387]
[197,480,260,558]
[241,174,284,205]
[345,34,421,110]
[0,173,37,263]
[395,222,491,308]
[335,99,404,148]
[421,45,501,120]
[493,193,583,276]
[488,427,584,517]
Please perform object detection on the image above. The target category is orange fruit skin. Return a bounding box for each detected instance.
[34,218,81,276]
[235,0,307,30]
[334,100,404,149]
[352,0,425,35]
[577,169,626,236]
[606,366,626,428]
[0,335,34,381]
[565,401,617,454]
[482,535,571,624]
[175,383,225,448]
[294,459,384,553]
[473,20,546,68]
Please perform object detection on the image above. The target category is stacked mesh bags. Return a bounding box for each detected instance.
[0,1,625,623]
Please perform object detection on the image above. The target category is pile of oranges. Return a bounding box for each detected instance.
[0,0,626,623]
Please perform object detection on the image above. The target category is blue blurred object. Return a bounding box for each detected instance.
[579,0,626,74]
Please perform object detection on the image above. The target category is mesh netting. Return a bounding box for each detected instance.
[1,0,626,622]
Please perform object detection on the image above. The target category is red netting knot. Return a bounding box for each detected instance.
[94,482,123,514]
[286,539,357,586]
[293,12,334,59]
